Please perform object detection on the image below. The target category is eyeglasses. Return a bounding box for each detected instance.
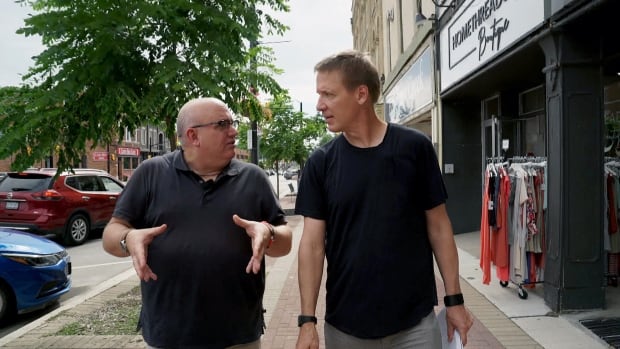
[190,119,239,131]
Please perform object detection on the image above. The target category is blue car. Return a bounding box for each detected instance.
[0,228,71,325]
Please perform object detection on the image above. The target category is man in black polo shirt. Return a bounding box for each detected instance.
[103,97,292,349]
[295,51,473,348]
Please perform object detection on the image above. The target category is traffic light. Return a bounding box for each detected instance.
[110,153,116,161]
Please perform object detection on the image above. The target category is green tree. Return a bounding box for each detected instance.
[260,94,331,175]
[1,0,288,171]
[0,86,50,162]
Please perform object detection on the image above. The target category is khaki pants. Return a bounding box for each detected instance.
[324,310,441,349]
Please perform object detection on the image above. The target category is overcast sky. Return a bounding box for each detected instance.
[264,0,353,113]
[0,2,42,87]
[0,1,353,114]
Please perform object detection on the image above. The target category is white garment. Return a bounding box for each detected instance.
[510,164,529,283]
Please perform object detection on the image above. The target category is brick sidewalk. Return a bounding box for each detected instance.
[262,248,326,349]
[261,245,508,349]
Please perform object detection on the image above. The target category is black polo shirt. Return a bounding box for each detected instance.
[113,150,286,348]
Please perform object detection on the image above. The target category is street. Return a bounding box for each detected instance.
[0,231,133,338]
[268,172,299,201]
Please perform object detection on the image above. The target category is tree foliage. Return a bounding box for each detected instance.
[260,94,331,173]
[0,0,288,171]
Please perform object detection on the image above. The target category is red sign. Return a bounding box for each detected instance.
[117,147,140,157]
[92,151,108,161]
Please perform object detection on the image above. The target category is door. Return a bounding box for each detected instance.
[482,95,502,170]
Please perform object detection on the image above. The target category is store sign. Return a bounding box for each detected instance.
[385,48,433,123]
[440,0,544,91]
[92,151,108,161]
[117,147,140,157]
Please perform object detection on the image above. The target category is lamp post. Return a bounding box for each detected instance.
[250,121,259,165]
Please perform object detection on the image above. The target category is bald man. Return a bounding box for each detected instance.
[103,97,292,349]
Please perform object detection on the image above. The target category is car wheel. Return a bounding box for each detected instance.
[0,282,16,326]
[64,213,90,246]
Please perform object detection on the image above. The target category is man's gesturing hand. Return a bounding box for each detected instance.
[232,214,271,274]
[128,224,167,282]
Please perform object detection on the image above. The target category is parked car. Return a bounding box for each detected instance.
[283,167,300,180]
[0,228,71,325]
[0,168,124,246]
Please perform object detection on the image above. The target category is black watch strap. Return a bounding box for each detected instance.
[444,293,464,307]
[297,315,317,327]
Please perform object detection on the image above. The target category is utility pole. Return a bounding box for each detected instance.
[107,143,110,173]
[250,122,259,164]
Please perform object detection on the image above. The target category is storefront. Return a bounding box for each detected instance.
[384,46,435,137]
[437,0,620,312]
[117,147,140,182]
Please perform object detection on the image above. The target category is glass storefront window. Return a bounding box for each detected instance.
[604,81,620,157]
[519,85,546,157]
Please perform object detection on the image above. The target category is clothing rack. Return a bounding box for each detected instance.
[480,157,547,300]
[508,156,547,164]
[486,156,505,164]
[482,156,619,293]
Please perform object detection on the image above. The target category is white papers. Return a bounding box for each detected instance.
[437,308,464,349]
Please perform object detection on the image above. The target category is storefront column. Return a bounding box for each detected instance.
[540,31,605,312]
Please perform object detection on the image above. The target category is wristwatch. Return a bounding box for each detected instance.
[444,293,464,307]
[120,231,130,255]
[297,315,317,327]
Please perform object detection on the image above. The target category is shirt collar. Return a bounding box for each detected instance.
[172,148,241,178]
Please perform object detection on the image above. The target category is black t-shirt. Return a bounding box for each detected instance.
[295,123,447,338]
[113,150,286,349]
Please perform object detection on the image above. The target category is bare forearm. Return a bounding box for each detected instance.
[265,224,293,257]
[102,218,133,257]
[430,232,461,295]
[298,237,325,315]
[427,204,462,295]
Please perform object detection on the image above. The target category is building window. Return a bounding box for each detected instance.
[518,85,546,156]
[124,127,132,142]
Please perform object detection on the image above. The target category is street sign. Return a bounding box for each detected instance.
[117,147,140,157]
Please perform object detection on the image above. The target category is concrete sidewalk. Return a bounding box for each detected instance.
[0,196,612,348]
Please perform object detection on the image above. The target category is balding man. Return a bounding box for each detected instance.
[103,97,292,349]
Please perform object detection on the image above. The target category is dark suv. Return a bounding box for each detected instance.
[0,168,124,245]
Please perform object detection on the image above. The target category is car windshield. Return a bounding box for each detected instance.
[0,174,53,192]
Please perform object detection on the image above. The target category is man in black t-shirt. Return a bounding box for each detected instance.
[102,97,293,349]
[295,51,473,349]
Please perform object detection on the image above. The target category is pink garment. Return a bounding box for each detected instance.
[480,172,491,285]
